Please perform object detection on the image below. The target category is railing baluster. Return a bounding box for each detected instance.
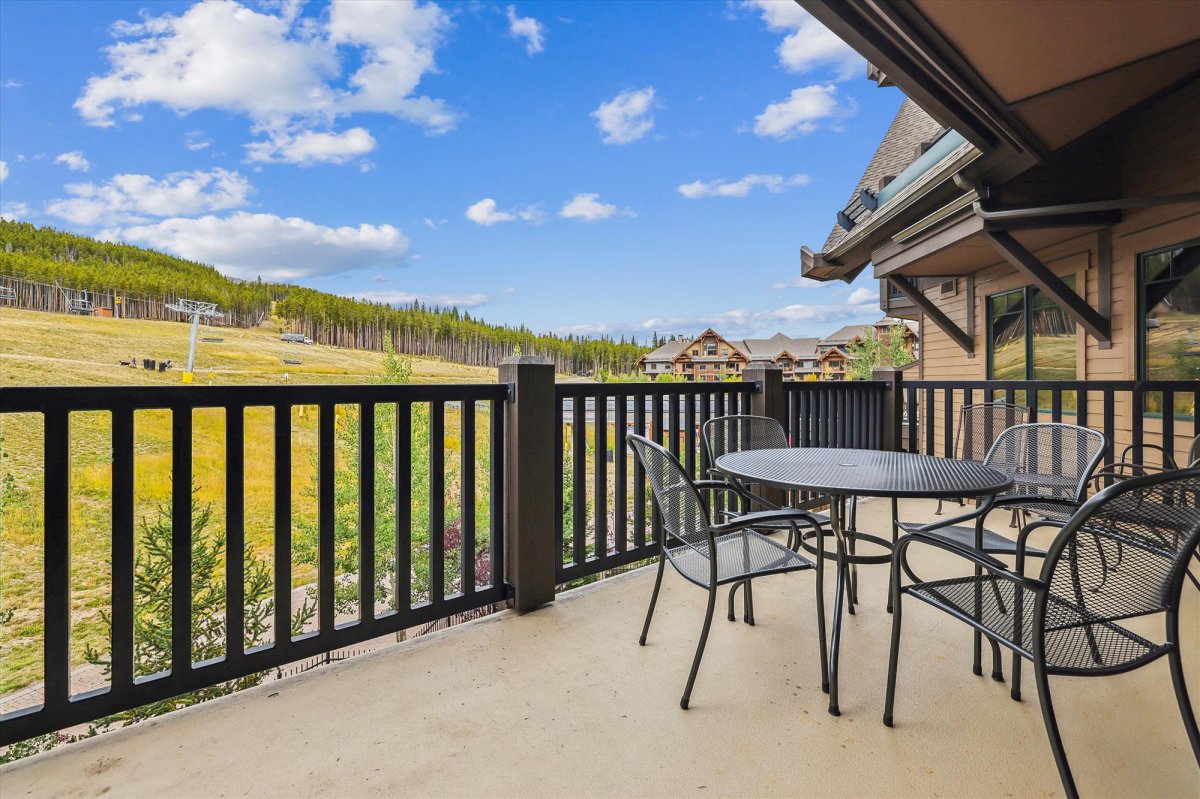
[224,405,245,663]
[489,398,504,589]
[1051,389,1063,424]
[650,393,663,543]
[593,392,608,561]
[395,401,412,610]
[461,399,476,595]
[273,405,292,647]
[111,407,135,692]
[684,392,696,478]
[924,386,935,455]
[942,387,953,458]
[172,407,193,670]
[1132,385,1144,461]
[43,409,71,708]
[318,404,336,633]
[572,396,586,566]
[633,393,646,549]
[1161,390,1175,467]
[430,400,446,605]
[668,392,680,458]
[358,402,376,621]
[614,394,627,554]
[1103,389,1116,467]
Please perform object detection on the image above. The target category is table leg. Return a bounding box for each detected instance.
[828,495,848,717]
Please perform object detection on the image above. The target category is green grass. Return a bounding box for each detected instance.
[0,308,501,694]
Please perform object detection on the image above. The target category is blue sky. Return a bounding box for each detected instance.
[0,0,904,342]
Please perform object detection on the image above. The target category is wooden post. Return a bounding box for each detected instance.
[743,361,786,505]
[499,356,557,613]
[873,366,906,452]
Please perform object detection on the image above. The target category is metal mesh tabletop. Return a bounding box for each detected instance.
[715,448,1013,499]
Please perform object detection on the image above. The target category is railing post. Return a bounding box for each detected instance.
[873,366,905,452]
[499,356,557,613]
[744,361,787,506]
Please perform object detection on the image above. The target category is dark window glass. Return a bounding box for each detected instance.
[988,288,1026,379]
[1141,241,1200,382]
[1032,275,1077,380]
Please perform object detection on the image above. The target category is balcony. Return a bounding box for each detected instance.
[1,368,1197,795]
[2,494,1197,797]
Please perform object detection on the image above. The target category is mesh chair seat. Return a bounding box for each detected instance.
[907,575,1166,672]
[896,521,1046,556]
[667,531,813,588]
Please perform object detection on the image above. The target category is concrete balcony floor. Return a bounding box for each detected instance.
[3,498,1198,798]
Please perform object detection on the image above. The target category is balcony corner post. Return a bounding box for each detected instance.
[743,361,787,505]
[499,356,557,613]
[873,366,905,452]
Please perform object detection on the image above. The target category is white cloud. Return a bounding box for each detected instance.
[592,87,657,145]
[641,301,874,338]
[184,130,212,151]
[677,173,809,199]
[465,198,543,226]
[115,211,409,280]
[0,161,7,183]
[2,79,23,89]
[75,0,458,163]
[753,84,855,139]
[772,275,834,290]
[349,289,491,309]
[742,1,863,80]
[245,127,377,165]
[54,151,91,172]
[46,168,253,226]
[0,202,30,221]
[559,193,633,222]
[847,287,877,305]
[506,5,545,55]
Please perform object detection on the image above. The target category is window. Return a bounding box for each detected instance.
[692,349,699,356]
[987,277,1078,380]
[1140,241,1199,381]
[727,362,737,370]
[721,348,729,356]
[699,364,706,370]
[705,343,717,356]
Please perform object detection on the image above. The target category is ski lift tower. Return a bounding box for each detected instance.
[165,299,221,383]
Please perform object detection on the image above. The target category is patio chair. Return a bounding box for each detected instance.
[896,422,1106,677]
[1189,434,1200,468]
[628,433,822,709]
[702,414,896,614]
[884,468,1200,799]
[935,402,1029,516]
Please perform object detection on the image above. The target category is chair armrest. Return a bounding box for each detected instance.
[693,480,782,511]
[900,531,1048,592]
[710,508,824,535]
[1015,518,1066,573]
[907,500,992,535]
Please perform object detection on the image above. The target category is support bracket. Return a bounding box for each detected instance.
[887,275,974,356]
[983,230,1111,343]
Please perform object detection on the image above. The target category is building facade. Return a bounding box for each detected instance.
[635,319,917,381]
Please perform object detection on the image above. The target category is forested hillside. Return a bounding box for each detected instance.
[0,221,647,373]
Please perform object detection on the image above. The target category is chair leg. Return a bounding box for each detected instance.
[815,549,829,693]
[639,555,666,646]
[989,636,1004,682]
[883,565,904,727]
[1035,663,1079,799]
[1010,651,1023,701]
[680,583,718,710]
[727,580,741,622]
[887,498,898,614]
[743,579,755,626]
[1167,609,1200,763]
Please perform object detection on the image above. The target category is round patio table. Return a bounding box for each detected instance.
[715,447,1012,716]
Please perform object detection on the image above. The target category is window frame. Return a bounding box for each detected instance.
[1136,238,1200,381]
[986,278,1079,380]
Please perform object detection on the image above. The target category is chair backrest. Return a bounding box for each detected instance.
[953,402,1029,461]
[1037,468,1200,667]
[701,414,789,466]
[628,434,711,552]
[1189,434,1200,468]
[983,423,1106,508]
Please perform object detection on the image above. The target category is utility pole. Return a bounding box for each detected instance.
[164,299,221,383]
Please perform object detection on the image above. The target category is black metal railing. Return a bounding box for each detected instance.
[553,383,755,584]
[0,384,507,745]
[784,381,887,449]
[902,380,1199,468]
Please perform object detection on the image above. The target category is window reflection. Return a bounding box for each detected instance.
[1032,275,1077,380]
[989,288,1026,379]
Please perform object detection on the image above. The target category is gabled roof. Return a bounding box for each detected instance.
[822,98,945,253]
[819,324,871,347]
[638,339,689,363]
[737,333,820,360]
